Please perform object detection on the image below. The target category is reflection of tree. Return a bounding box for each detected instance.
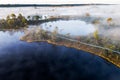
[1,29,24,36]
[8,31,14,36]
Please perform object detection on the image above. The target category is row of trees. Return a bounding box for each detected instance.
[27,15,43,21]
[0,13,27,29]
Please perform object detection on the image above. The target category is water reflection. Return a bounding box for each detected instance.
[0,27,120,80]
[0,30,24,48]
[40,20,96,36]
[0,42,120,80]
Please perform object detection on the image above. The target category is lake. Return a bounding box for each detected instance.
[0,5,120,80]
[40,20,95,36]
[0,34,120,80]
[0,23,119,80]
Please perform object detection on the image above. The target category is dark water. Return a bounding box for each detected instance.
[0,30,120,80]
[0,41,120,80]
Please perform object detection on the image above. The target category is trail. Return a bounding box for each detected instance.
[57,35,120,54]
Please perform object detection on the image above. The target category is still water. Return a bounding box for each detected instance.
[0,5,120,80]
[40,20,96,36]
[0,28,120,80]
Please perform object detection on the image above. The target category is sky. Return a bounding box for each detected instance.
[0,0,120,4]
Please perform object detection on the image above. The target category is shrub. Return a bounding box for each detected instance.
[93,30,99,40]
[107,18,112,23]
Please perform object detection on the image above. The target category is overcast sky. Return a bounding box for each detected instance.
[0,0,119,4]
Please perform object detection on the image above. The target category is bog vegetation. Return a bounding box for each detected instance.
[20,25,120,68]
[0,13,120,68]
[0,13,27,29]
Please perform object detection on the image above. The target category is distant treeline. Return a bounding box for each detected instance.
[0,4,115,7]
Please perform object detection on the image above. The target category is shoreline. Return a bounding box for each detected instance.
[44,40,120,68]
[21,38,120,68]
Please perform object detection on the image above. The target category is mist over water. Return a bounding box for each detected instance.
[0,30,119,80]
[0,41,120,80]
[0,5,120,80]
[96,21,120,42]
[40,20,96,36]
